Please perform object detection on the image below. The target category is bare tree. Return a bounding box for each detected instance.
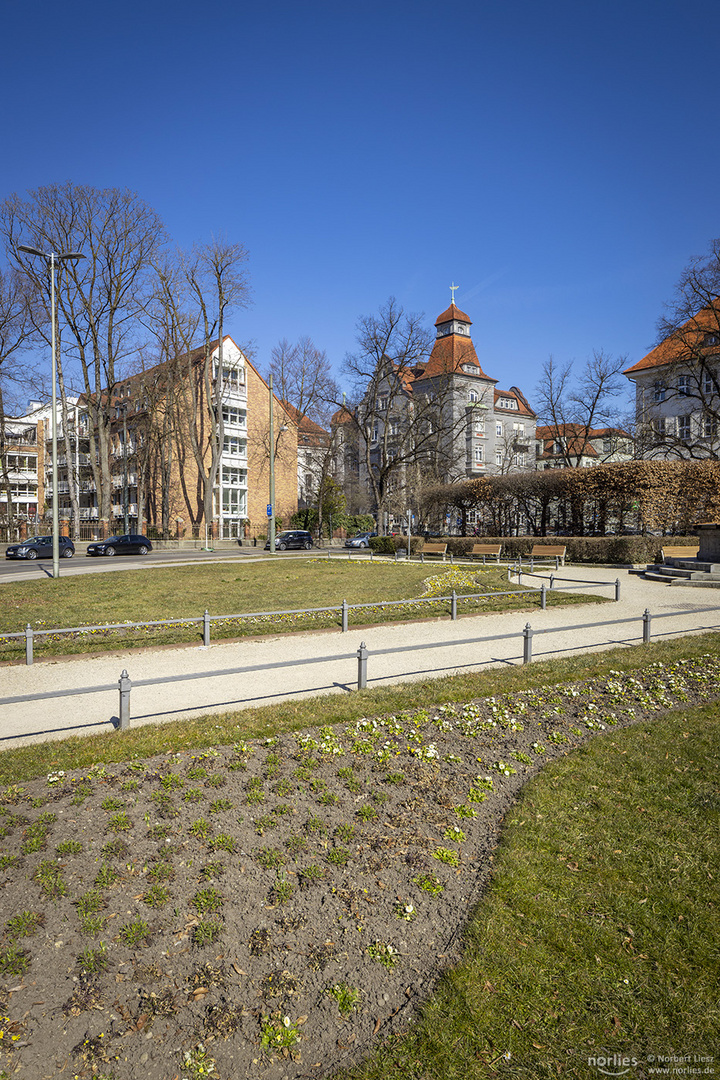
[269,337,338,426]
[2,184,167,529]
[641,239,720,459]
[341,297,464,530]
[143,240,251,532]
[0,268,34,527]
[534,351,628,467]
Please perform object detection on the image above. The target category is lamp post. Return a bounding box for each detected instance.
[267,375,288,554]
[18,245,85,579]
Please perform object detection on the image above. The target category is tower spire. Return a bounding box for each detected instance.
[450,282,459,304]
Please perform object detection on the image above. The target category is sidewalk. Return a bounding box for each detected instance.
[1,568,719,750]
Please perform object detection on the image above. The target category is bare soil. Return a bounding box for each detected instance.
[0,655,716,1080]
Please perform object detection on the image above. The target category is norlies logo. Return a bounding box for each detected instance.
[588,1055,638,1077]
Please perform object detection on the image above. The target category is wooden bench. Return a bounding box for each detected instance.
[471,543,502,563]
[529,544,567,567]
[661,546,699,562]
[420,542,448,561]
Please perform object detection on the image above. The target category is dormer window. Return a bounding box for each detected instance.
[462,363,476,373]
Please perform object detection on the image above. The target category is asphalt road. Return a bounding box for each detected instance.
[0,546,268,582]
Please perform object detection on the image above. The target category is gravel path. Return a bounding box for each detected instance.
[1,568,719,749]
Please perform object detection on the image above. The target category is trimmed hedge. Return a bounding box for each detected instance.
[369,534,699,564]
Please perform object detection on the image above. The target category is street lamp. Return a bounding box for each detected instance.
[267,375,288,554]
[18,244,85,579]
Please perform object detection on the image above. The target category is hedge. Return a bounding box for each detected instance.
[369,534,699,564]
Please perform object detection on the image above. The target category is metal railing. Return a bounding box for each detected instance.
[2,603,719,734]
[5,575,621,666]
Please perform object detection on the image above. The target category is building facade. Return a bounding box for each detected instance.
[535,424,633,469]
[624,305,720,459]
[331,299,537,521]
[1,337,299,540]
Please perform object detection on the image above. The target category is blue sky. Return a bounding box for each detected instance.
[3,0,720,412]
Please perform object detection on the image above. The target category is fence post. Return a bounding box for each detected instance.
[555,555,560,571]
[523,622,533,664]
[549,573,554,590]
[25,624,33,666]
[118,669,131,731]
[642,608,652,644]
[451,589,457,620]
[341,599,348,633]
[203,610,210,647]
[357,641,368,690]
[450,552,454,565]
[540,584,547,610]
[517,565,522,586]
[615,578,621,602]
[530,556,534,573]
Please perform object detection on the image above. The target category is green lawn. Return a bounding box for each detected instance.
[0,631,717,1079]
[0,560,598,661]
[336,700,720,1080]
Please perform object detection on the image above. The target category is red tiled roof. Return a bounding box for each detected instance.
[494,387,536,418]
[435,303,472,327]
[623,305,720,375]
[282,402,330,447]
[536,424,629,458]
[331,405,354,426]
[418,334,491,380]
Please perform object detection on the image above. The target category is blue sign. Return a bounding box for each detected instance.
[267,504,272,517]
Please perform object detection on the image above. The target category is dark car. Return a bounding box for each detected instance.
[264,530,314,551]
[86,534,153,556]
[5,535,75,560]
[344,531,377,549]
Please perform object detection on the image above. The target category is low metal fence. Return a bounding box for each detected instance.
[2,603,719,735]
[4,575,621,666]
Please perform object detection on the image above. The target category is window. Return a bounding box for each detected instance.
[495,450,502,466]
[378,395,388,411]
[513,422,525,437]
[474,420,485,436]
[389,418,399,437]
[468,389,479,403]
[602,437,612,453]
[474,445,484,464]
[496,422,503,437]
[678,374,690,396]
[654,417,666,441]
[222,406,247,427]
[371,423,379,443]
[653,380,666,403]
[704,368,715,395]
[223,435,247,457]
[222,466,247,486]
[678,415,691,441]
[703,413,717,439]
[554,440,564,455]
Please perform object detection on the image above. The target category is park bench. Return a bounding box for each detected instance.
[661,546,698,562]
[529,544,567,568]
[471,543,502,563]
[420,542,448,562]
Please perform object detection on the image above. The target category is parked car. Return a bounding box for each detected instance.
[264,530,314,551]
[344,531,377,549]
[86,534,153,556]
[5,535,75,560]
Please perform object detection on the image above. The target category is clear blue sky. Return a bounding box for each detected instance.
[4,0,719,412]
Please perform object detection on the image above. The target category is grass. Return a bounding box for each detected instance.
[0,625,717,1078]
[336,700,720,1080]
[0,559,594,660]
[1,629,718,789]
